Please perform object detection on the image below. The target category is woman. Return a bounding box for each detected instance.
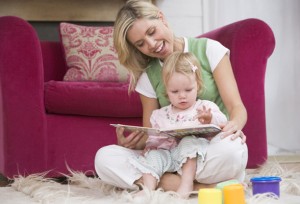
[95,0,248,192]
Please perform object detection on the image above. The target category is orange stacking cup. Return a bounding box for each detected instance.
[198,188,222,204]
[223,184,245,204]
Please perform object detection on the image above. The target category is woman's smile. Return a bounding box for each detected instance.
[155,42,164,53]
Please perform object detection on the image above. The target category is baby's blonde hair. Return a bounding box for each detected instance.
[162,51,204,93]
[113,0,160,92]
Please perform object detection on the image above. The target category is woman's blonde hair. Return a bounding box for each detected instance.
[162,51,204,94]
[113,0,160,92]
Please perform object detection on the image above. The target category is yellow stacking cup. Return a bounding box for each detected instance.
[223,184,245,204]
[198,188,222,204]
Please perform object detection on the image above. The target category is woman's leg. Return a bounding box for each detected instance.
[94,145,142,190]
[194,135,248,184]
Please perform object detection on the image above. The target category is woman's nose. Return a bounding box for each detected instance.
[145,37,156,49]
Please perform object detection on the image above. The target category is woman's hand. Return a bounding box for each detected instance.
[116,127,146,149]
[219,121,246,144]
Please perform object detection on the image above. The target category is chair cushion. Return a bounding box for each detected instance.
[44,81,142,117]
[59,22,129,82]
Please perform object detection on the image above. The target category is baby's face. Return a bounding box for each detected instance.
[166,72,198,112]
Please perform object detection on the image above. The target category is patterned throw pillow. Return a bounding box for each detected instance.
[60,23,129,82]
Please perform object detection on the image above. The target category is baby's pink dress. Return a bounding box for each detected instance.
[129,99,227,181]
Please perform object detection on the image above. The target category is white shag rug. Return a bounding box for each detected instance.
[1,160,300,204]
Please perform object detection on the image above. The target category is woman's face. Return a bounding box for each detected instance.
[126,17,174,60]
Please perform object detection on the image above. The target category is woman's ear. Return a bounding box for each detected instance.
[158,11,168,27]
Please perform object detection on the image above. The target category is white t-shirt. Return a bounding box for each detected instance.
[135,38,229,98]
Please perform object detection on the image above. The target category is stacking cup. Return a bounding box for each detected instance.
[250,176,281,197]
[198,188,222,204]
[223,184,245,204]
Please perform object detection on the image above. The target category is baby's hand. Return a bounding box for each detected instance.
[197,105,212,124]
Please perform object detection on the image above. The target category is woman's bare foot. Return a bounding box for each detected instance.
[194,182,216,190]
[159,173,216,192]
[158,173,181,191]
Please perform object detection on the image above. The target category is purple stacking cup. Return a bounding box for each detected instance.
[250,176,282,197]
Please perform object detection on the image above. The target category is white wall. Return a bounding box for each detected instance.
[156,0,203,37]
[157,0,300,154]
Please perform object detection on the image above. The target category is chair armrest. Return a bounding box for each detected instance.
[0,16,47,176]
[199,18,276,168]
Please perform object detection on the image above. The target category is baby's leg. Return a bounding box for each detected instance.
[129,148,176,195]
[134,149,176,196]
[134,173,158,197]
[171,136,208,198]
[143,173,158,190]
[176,157,197,198]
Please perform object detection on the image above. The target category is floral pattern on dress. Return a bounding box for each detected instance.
[165,106,197,125]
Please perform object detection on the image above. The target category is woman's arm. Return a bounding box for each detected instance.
[213,54,247,142]
[116,94,160,150]
[140,94,160,127]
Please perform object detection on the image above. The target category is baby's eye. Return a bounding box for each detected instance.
[185,89,192,92]
[171,90,178,94]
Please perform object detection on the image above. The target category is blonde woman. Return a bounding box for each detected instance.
[95,0,248,192]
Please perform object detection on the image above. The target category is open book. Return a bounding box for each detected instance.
[110,123,222,139]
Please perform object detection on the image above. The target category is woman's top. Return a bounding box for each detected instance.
[135,37,229,117]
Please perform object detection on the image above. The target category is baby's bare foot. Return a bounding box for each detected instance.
[176,183,193,199]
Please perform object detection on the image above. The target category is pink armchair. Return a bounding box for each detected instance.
[0,16,275,178]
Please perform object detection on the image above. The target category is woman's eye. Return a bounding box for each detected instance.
[136,42,144,47]
[148,27,155,36]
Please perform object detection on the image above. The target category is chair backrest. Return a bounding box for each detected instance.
[41,41,68,82]
[199,18,275,168]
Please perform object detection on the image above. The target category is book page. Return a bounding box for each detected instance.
[110,124,221,138]
[110,124,162,136]
[161,124,221,139]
